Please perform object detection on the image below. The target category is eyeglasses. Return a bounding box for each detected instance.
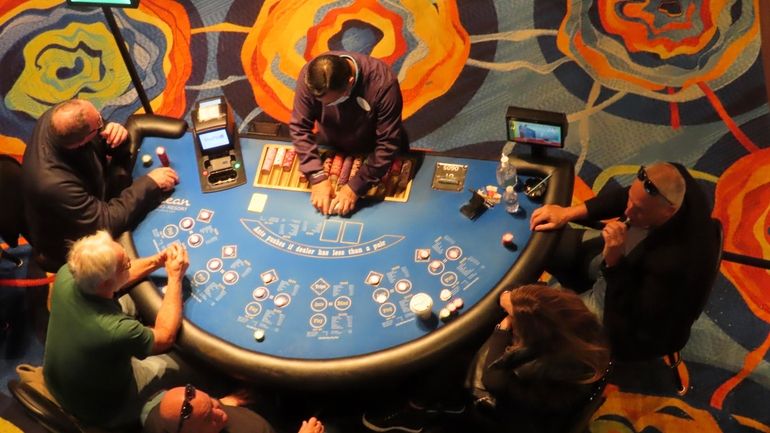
[637,166,673,205]
[88,114,104,136]
[175,384,196,433]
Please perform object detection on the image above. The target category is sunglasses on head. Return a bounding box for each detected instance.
[637,165,673,205]
[175,384,196,433]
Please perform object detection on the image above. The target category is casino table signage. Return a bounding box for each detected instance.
[126,134,573,389]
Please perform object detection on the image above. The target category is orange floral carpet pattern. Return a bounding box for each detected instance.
[1,1,769,431]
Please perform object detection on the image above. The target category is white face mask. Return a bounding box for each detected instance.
[326,93,349,106]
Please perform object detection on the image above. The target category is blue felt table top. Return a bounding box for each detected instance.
[131,135,539,359]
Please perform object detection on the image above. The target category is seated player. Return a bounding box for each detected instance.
[22,98,179,270]
[362,285,610,433]
[44,230,190,430]
[142,385,325,433]
[529,162,716,360]
[479,286,610,415]
[289,51,408,216]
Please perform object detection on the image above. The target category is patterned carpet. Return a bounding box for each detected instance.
[1,1,770,432]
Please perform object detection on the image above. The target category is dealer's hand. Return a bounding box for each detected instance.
[602,220,627,268]
[100,122,128,149]
[310,180,334,215]
[330,184,358,216]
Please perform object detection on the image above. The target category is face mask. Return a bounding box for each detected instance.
[326,93,349,107]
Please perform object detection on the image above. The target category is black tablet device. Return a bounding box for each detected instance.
[505,106,567,154]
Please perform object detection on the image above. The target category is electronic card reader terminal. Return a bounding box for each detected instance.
[192,96,247,192]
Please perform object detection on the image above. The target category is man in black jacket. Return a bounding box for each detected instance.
[530,162,716,360]
[22,99,178,271]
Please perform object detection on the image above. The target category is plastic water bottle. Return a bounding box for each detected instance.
[504,185,520,214]
[496,154,518,189]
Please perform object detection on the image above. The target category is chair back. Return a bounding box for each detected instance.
[0,154,26,247]
[564,361,612,433]
[7,364,123,433]
[8,379,84,433]
[692,218,723,317]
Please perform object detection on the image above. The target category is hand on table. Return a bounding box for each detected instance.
[529,204,570,232]
[310,179,334,215]
[147,167,179,191]
[164,243,189,283]
[329,184,358,216]
[298,417,324,433]
[100,122,128,148]
[601,220,627,268]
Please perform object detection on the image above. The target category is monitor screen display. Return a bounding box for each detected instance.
[198,129,231,152]
[66,0,139,7]
[506,118,563,148]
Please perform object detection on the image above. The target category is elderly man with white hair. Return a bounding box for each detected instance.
[43,230,189,430]
[529,162,716,361]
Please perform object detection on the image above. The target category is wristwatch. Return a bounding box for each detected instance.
[309,170,328,183]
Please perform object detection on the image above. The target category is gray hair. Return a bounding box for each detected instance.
[52,99,91,146]
[67,230,119,295]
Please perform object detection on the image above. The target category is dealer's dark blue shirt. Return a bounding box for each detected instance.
[289,51,407,195]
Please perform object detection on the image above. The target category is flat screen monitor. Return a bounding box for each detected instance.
[198,128,231,154]
[505,106,567,149]
[66,0,139,7]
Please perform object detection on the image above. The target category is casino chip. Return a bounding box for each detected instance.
[501,232,516,249]
[253,329,266,342]
[439,288,452,301]
[141,154,153,167]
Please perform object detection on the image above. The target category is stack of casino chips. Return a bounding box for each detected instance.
[320,151,412,198]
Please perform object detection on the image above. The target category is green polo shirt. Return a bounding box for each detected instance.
[44,265,154,427]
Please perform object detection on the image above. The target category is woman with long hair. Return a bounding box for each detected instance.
[481,284,611,413]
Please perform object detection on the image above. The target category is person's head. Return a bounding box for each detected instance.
[500,285,609,383]
[67,230,131,296]
[304,54,355,106]
[51,99,104,149]
[158,385,228,433]
[625,162,686,228]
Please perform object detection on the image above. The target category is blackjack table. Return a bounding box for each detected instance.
[123,128,573,391]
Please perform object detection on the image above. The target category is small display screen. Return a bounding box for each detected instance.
[506,118,563,148]
[198,129,231,153]
[66,0,139,7]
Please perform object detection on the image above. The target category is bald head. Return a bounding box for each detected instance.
[644,162,686,211]
[625,162,687,228]
[158,386,228,433]
[51,99,102,148]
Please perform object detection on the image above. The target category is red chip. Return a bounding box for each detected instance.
[501,232,514,245]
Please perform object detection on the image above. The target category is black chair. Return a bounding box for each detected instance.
[0,154,26,267]
[664,217,723,395]
[466,338,613,433]
[7,365,133,433]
